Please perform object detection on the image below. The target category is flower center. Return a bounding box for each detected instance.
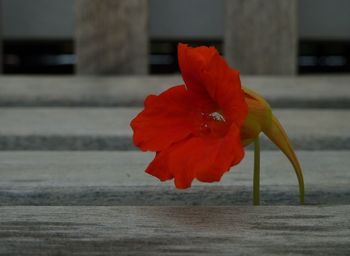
[198,111,230,138]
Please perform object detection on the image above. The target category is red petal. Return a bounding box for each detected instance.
[178,43,248,126]
[130,85,194,152]
[146,125,244,188]
[178,43,216,97]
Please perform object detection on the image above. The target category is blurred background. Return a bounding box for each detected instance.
[1,0,350,75]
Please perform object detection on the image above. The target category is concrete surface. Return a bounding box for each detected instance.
[0,76,350,108]
[0,206,349,255]
[225,0,297,75]
[0,108,349,150]
[0,151,349,205]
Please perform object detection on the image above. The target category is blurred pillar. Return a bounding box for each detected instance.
[0,0,2,74]
[75,0,148,75]
[225,0,298,75]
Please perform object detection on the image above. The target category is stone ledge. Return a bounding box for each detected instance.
[1,75,350,108]
[1,185,348,206]
[0,151,349,205]
[0,108,349,150]
[1,135,350,151]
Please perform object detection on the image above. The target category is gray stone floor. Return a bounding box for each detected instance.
[0,151,349,206]
[1,206,349,255]
[0,108,349,150]
[0,75,349,255]
[0,75,350,107]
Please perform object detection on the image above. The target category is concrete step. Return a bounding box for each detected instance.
[0,108,349,150]
[1,75,350,108]
[0,205,349,255]
[1,151,349,205]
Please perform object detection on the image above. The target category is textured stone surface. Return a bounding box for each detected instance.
[0,151,349,205]
[2,185,349,206]
[0,206,349,255]
[225,0,298,75]
[1,75,350,108]
[75,0,148,74]
[0,108,349,150]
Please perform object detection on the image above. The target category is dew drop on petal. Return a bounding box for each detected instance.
[209,112,226,122]
[197,111,229,138]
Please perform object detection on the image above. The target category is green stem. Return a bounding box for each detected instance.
[253,136,260,206]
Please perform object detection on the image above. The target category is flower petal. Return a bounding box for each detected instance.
[130,85,193,152]
[178,43,216,97]
[178,43,248,126]
[146,125,244,188]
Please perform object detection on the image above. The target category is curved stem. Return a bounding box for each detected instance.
[253,136,260,206]
[264,114,305,205]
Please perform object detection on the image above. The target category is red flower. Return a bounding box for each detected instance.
[130,43,248,188]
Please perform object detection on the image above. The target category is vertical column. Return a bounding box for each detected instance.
[225,0,298,75]
[75,0,148,75]
[0,0,2,74]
